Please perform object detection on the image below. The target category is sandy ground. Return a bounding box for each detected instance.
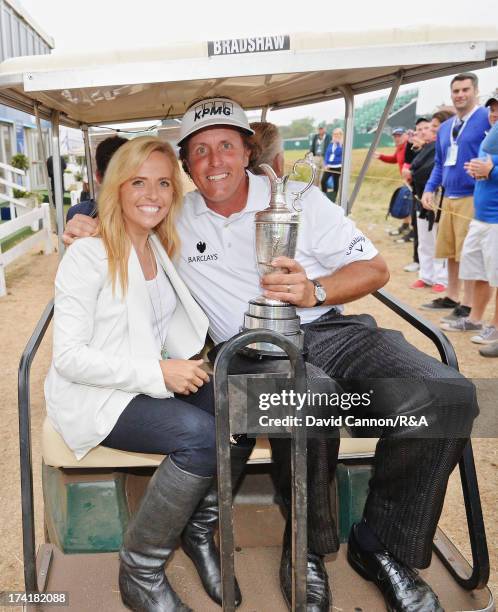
[0,217,496,605]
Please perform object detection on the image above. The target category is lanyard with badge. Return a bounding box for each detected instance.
[445,107,478,167]
[445,118,464,166]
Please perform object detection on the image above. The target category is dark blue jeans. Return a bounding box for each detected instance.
[102,382,216,477]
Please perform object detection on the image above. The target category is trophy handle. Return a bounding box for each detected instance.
[259,155,316,211]
[288,152,316,211]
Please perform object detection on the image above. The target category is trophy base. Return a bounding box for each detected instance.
[241,297,304,357]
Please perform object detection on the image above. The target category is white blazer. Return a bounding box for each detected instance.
[44,234,209,460]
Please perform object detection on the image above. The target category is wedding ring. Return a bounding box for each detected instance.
[287,284,292,293]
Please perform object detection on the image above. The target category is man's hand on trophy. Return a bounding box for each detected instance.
[261,256,316,307]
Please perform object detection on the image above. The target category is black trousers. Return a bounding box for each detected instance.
[412,198,419,263]
[320,168,341,202]
[302,309,478,568]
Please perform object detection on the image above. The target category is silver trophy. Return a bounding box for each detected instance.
[242,155,316,356]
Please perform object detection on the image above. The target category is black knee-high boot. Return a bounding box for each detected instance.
[181,441,254,607]
[119,458,212,612]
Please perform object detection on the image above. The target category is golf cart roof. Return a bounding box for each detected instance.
[1,26,497,128]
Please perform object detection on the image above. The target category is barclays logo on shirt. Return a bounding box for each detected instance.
[187,241,219,264]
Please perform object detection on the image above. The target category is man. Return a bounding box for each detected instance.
[470,100,498,358]
[421,72,490,320]
[400,119,433,276]
[375,127,411,174]
[374,127,418,241]
[66,135,127,221]
[440,97,498,351]
[309,123,330,186]
[405,116,448,292]
[64,97,477,612]
[46,154,67,205]
[482,113,498,154]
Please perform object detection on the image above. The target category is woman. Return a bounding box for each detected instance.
[409,110,454,292]
[45,136,215,612]
[321,127,343,202]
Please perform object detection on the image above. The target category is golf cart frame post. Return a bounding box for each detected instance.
[49,110,65,256]
[81,124,96,200]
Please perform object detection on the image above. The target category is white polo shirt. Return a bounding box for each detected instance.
[176,171,378,345]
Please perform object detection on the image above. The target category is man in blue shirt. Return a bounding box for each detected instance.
[441,97,498,356]
[482,115,498,154]
[421,73,490,320]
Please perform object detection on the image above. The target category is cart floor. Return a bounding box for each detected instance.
[34,506,493,612]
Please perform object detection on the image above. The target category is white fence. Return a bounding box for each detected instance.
[0,159,32,220]
[0,202,53,297]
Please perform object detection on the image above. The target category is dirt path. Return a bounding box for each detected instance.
[0,216,496,602]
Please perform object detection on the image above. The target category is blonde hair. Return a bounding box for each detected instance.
[248,122,283,174]
[332,128,344,141]
[97,136,183,295]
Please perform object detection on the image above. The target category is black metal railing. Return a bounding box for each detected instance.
[18,300,54,592]
[374,289,489,590]
[214,329,308,612]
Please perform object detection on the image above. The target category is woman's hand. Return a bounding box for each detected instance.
[160,359,209,395]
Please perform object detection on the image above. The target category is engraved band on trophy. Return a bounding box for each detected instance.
[242,155,316,356]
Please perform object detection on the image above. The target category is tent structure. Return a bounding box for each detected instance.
[1,26,497,125]
[1,25,497,249]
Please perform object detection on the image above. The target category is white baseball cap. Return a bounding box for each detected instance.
[177,97,254,146]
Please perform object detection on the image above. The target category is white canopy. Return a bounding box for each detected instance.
[1,26,497,127]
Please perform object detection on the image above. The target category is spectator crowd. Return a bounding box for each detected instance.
[308,73,498,361]
[376,73,498,359]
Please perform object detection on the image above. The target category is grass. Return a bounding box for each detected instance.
[0,202,70,254]
[0,205,36,252]
[0,227,35,252]
[38,190,72,206]
[284,148,402,225]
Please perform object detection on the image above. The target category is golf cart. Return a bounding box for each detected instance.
[2,25,497,611]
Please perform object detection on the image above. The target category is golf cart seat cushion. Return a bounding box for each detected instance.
[42,417,272,468]
[42,418,378,468]
[42,418,164,468]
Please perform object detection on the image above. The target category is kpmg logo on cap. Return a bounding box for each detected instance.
[194,100,234,123]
